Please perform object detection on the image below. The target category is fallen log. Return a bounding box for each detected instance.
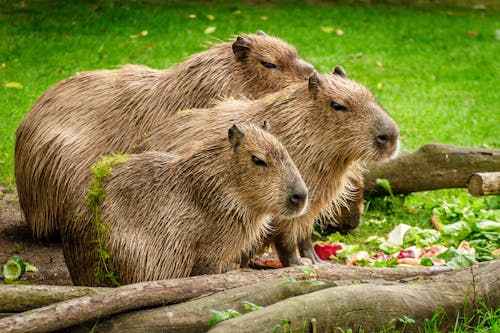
[0,263,450,332]
[72,277,338,333]
[364,143,500,196]
[467,172,500,196]
[0,285,107,312]
[209,259,500,332]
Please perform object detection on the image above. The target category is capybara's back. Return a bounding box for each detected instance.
[64,122,308,286]
[15,32,315,241]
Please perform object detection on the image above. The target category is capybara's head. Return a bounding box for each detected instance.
[227,121,308,218]
[306,67,399,163]
[232,30,315,91]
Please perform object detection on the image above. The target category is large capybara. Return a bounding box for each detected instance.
[15,31,315,241]
[136,68,400,266]
[63,122,308,286]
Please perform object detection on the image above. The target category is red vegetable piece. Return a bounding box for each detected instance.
[397,249,415,259]
[314,243,342,260]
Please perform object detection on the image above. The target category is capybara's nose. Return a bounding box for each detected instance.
[288,180,308,214]
[374,115,399,157]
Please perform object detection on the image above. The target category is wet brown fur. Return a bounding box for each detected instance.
[64,123,307,285]
[15,33,314,241]
[137,71,399,266]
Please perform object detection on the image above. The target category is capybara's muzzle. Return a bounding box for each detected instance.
[374,113,400,160]
[286,178,308,216]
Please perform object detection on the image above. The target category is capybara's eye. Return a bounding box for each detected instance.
[330,101,348,112]
[260,61,278,70]
[251,155,268,167]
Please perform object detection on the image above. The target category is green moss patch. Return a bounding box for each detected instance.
[85,153,128,287]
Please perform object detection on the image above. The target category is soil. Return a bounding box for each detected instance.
[0,186,72,286]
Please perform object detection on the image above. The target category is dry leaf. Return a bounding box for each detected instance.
[4,82,22,89]
[187,14,197,19]
[260,16,268,21]
[232,9,241,15]
[129,30,148,39]
[204,26,216,34]
[467,30,478,37]
[321,26,334,33]
[206,14,215,21]
[335,29,344,36]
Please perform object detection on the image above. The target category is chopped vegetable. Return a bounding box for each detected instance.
[2,255,37,282]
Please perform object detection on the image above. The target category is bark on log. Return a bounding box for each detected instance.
[209,259,500,333]
[72,277,338,333]
[364,143,500,196]
[467,172,500,196]
[0,264,450,333]
[0,285,107,312]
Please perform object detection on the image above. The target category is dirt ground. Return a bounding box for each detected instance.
[0,186,72,286]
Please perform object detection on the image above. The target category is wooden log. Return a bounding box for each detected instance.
[72,277,337,333]
[467,172,500,196]
[0,264,450,333]
[209,259,500,333]
[0,285,107,312]
[364,143,500,196]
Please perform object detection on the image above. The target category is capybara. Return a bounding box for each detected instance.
[15,31,315,241]
[136,68,400,266]
[63,122,308,286]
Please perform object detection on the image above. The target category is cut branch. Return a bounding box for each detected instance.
[209,259,500,332]
[0,285,107,312]
[467,172,500,196]
[364,143,500,196]
[0,264,450,333]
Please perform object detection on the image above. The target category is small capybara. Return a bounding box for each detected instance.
[15,31,315,241]
[136,67,400,266]
[63,122,308,286]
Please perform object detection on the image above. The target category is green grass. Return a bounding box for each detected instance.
[0,0,499,184]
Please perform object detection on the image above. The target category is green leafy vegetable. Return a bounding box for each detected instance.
[420,257,434,266]
[439,221,471,247]
[403,227,441,247]
[437,247,477,269]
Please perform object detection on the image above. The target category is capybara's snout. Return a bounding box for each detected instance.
[374,112,400,160]
[286,177,308,217]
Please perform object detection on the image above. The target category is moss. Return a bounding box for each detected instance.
[85,153,128,287]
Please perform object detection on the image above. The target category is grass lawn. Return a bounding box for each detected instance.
[0,1,499,330]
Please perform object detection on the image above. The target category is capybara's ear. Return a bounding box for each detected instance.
[228,124,245,151]
[232,36,252,61]
[308,71,323,98]
[256,30,268,37]
[333,66,347,78]
[262,120,270,132]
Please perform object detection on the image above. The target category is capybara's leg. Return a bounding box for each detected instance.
[274,237,300,267]
[298,235,322,264]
